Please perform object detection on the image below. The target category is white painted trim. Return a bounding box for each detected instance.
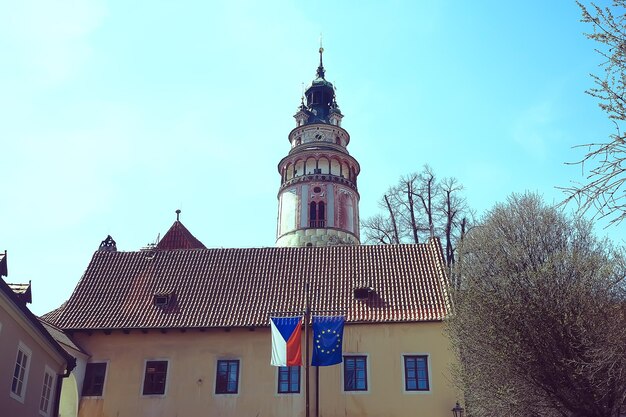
[140,358,169,397]
[400,353,432,394]
[341,353,370,395]
[81,361,109,399]
[10,341,32,403]
[39,365,56,416]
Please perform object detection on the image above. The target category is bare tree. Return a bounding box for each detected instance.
[448,192,626,417]
[439,177,468,269]
[415,166,437,239]
[383,194,400,244]
[561,1,626,225]
[361,212,399,245]
[361,165,470,268]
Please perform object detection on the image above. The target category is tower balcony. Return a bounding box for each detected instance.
[279,173,358,194]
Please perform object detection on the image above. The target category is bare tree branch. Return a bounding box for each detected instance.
[561,2,626,225]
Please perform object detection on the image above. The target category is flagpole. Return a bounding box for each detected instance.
[305,280,310,417]
[315,366,319,417]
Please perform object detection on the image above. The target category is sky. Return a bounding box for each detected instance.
[1,0,623,316]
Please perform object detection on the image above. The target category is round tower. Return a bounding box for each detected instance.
[276,46,361,247]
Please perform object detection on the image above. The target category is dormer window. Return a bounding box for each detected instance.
[153,293,172,308]
[354,287,373,300]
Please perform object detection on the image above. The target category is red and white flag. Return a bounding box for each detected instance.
[270,317,302,367]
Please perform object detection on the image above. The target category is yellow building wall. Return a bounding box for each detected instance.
[0,296,68,417]
[74,322,459,417]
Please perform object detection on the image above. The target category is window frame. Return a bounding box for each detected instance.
[342,354,369,393]
[10,341,32,403]
[81,362,108,398]
[402,353,432,394]
[277,366,301,394]
[215,359,240,395]
[309,201,326,228]
[141,359,169,396]
[39,365,55,417]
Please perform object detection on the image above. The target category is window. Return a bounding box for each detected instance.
[215,360,239,394]
[39,367,55,416]
[404,355,430,391]
[142,360,168,395]
[309,201,326,228]
[82,363,107,397]
[343,355,367,391]
[278,366,300,394]
[11,342,31,402]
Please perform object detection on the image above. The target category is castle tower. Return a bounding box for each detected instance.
[276,46,360,247]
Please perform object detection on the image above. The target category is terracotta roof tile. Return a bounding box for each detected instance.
[156,221,206,250]
[51,239,450,330]
[40,301,67,324]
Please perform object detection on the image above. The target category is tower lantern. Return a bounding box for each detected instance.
[276,47,361,247]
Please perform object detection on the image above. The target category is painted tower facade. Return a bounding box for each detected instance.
[276,47,360,247]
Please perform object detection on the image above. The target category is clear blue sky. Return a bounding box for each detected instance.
[1,0,623,315]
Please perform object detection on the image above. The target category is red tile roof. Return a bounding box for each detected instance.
[156,221,206,250]
[40,301,67,324]
[50,239,450,330]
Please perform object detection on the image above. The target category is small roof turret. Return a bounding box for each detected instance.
[157,210,206,251]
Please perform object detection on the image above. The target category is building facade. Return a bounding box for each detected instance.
[45,235,458,417]
[0,252,76,417]
[43,48,461,417]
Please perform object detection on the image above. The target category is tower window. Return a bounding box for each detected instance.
[309,201,326,228]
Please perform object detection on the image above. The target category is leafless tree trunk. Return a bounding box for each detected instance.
[384,194,400,244]
[416,166,436,238]
[404,174,420,243]
[440,177,467,268]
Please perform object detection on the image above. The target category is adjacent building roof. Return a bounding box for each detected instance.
[0,251,7,277]
[47,239,450,331]
[156,220,206,251]
[0,276,76,371]
[40,319,87,355]
[8,282,32,304]
[40,301,67,324]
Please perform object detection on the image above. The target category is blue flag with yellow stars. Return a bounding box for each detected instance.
[311,316,345,366]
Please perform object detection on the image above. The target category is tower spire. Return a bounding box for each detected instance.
[317,35,325,79]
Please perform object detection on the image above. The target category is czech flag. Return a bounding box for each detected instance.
[270,317,302,367]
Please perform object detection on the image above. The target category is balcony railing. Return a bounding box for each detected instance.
[309,220,326,228]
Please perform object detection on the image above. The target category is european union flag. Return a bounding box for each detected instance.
[311,316,345,366]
